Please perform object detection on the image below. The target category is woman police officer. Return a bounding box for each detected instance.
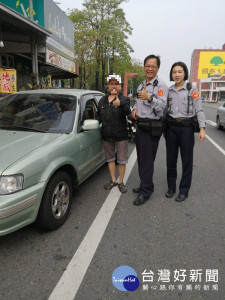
[164,62,206,202]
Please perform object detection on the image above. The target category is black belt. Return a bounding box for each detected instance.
[137,117,161,123]
[173,117,192,123]
[166,116,193,126]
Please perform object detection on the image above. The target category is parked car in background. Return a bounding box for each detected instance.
[0,89,105,236]
[216,102,225,130]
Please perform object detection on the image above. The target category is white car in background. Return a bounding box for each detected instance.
[216,102,225,129]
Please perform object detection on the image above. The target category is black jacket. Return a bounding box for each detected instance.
[98,94,131,142]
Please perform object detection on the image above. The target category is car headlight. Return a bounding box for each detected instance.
[0,174,24,195]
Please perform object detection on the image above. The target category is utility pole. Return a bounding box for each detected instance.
[29,0,33,21]
[123,73,138,96]
[29,0,39,86]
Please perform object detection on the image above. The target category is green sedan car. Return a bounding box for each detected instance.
[0,89,105,236]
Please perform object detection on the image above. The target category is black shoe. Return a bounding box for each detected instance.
[132,187,140,194]
[133,194,149,206]
[165,190,176,198]
[175,194,188,202]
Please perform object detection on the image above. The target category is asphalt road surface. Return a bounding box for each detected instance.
[0,103,224,300]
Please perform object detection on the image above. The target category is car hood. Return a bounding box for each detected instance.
[0,130,62,174]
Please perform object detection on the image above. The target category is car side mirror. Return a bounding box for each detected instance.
[82,119,99,131]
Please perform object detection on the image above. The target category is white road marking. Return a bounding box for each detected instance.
[206,134,225,156]
[49,148,137,300]
[49,125,225,299]
[206,120,217,126]
[204,120,225,156]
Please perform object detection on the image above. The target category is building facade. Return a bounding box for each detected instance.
[190,44,225,101]
[0,0,78,94]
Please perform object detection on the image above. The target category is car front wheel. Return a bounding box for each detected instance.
[216,116,223,130]
[37,171,73,230]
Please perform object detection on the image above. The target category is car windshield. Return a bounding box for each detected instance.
[0,93,77,133]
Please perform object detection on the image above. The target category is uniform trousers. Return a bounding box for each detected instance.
[166,125,194,195]
[136,127,160,198]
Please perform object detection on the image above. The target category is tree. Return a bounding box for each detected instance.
[210,56,223,66]
[68,0,133,91]
[68,9,95,89]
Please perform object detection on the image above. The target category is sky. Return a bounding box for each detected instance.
[56,0,225,86]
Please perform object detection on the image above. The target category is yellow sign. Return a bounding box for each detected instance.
[0,69,17,93]
[197,51,225,79]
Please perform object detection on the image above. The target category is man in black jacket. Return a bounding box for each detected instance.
[98,74,131,193]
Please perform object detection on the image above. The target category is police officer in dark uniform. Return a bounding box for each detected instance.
[132,54,168,206]
[165,61,206,202]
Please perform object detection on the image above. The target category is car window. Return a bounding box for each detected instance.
[0,93,77,133]
[94,94,104,104]
[82,99,98,122]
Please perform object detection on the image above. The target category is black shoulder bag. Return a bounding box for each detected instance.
[187,83,200,133]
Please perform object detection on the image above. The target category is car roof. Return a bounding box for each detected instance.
[14,89,104,98]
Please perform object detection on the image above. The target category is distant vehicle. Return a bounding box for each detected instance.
[216,102,225,129]
[0,89,105,236]
[127,114,136,142]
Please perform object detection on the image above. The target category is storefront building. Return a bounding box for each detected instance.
[0,0,78,95]
[190,44,225,101]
